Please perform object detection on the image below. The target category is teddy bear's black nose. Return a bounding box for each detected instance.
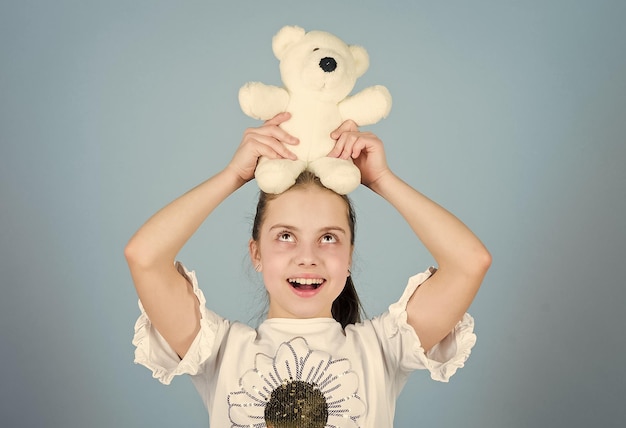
[319,57,337,72]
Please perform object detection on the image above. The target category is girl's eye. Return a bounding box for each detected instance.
[278,232,294,242]
[321,234,337,243]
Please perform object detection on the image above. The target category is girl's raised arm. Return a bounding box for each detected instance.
[124,113,298,358]
[330,121,492,352]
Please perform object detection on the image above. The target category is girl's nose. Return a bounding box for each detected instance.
[296,243,319,266]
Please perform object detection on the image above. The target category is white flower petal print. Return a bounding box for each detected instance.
[254,353,277,379]
[228,390,265,427]
[328,395,366,418]
[228,337,365,428]
[322,371,359,402]
[239,369,277,402]
[323,358,352,378]
[272,340,301,382]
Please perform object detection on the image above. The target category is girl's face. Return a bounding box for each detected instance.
[250,185,353,320]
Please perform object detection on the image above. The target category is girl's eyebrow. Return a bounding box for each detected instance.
[321,226,348,235]
[268,224,297,232]
[269,224,348,235]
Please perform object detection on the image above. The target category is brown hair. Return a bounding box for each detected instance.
[251,171,364,328]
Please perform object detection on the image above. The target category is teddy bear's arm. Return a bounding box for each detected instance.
[238,82,290,120]
[338,85,392,126]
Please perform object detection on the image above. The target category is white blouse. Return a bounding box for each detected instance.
[133,264,476,427]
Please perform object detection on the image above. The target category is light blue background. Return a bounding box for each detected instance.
[2,1,625,427]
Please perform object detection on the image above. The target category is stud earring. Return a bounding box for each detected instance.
[255,264,262,272]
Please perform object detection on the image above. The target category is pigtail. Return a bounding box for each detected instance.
[332,275,364,328]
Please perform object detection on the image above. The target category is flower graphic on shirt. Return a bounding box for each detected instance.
[228,337,365,427]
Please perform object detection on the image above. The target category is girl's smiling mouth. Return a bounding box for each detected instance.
[287,277,325,295]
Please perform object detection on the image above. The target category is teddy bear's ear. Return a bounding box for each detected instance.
[349,45,370,77]
[272,25,306,60]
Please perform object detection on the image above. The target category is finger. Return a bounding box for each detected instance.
[264,112,291,126]
[345,136,363,159]
[245,122,298,146]
[255,142,291,160]
[262,118,299,145]
[352,132,380,158]
[250,126,299,148]
[337,133,361,159]
[329,130,360,158]
[269,126,299,145]
[249,134,298,160]
[343,131,377,159]
[327,146,342,158]
[327,134,347,158]
[330,119,358,139]
[351,139,367,159]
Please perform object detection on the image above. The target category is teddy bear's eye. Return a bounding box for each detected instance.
[313,48,320,52]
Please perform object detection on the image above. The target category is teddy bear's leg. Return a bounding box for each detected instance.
[255,158,307,194]
[308,157,361,195]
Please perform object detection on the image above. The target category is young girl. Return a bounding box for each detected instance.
[126,113,491,427]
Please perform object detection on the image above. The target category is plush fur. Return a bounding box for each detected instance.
[239,25,392,194]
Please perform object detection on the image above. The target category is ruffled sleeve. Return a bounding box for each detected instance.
[131,262,229,385]
[378,267,477,383]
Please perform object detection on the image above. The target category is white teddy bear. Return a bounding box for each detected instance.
[239,25,392,194]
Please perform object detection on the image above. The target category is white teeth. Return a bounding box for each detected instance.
[288,278,324,285]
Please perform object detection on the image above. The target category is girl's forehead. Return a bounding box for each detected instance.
[264,186,350,226]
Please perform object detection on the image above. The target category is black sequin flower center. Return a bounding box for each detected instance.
[265,379,328,427]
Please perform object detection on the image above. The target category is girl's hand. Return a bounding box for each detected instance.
[329,120,391,188]
[227,112,299,183]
